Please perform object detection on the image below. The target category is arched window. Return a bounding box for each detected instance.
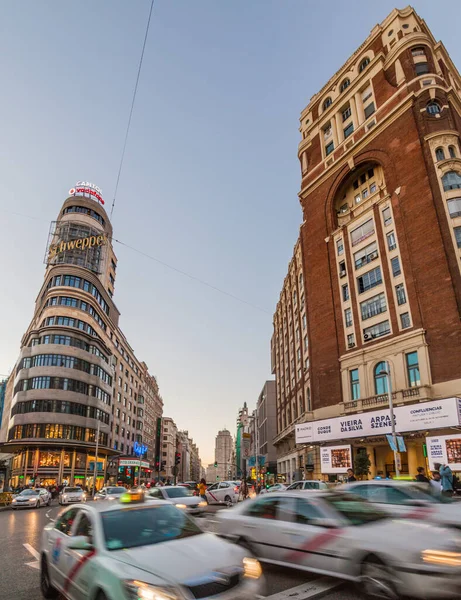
[427,101,441,115]
[442,171,461,191]
[299,273,304,288]
[340,79,350,93]
[374,362,389,395]
[449,145,457,159]
[435,147,445,161]
[323,97,332,111]
[359,57,370,73]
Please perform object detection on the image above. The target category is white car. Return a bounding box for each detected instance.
[11,488,51,509]
[260,483,288,495]
[147,485,207,515]
[59,486,86,505]
[343,480,461,528]
[206,481,240,505]
[40,495,264,600]
[94,486,126,501]
[287,480,329,491]
[216,490,461,599]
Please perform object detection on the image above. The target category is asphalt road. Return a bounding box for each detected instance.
[0,502,361,600]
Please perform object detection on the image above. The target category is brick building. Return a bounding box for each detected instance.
[273,7,461,481]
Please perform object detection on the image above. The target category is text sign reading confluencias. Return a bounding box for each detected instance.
[48,234,107,259]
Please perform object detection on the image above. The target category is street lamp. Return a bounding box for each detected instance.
[92,421,108,499]
[378,361,400,478]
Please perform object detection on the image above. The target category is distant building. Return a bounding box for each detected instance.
[257,381,277,481]
[206,463,218,482]
[162,417,177,480]
[215,429,233,481]
[0,379,7,430]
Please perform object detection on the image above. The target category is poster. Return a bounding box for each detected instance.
[426,435,461,471]
[320,445,352,474]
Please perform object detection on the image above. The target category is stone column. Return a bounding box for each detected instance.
[349,95,359,131]
[70,451,76,486]
[407,443,419,477]
[23,449,29,483]
[334,112,343,145]
[33,449,40,483]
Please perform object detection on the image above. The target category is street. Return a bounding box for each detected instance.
[0,501,361,600]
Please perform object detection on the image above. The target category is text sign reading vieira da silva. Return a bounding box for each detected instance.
[48,234,107,259]
[69,181,104,205]
[295,397,461,444]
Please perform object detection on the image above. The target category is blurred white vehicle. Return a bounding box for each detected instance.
[260,483,288,495]
[216,490,461,599]
[147,485,207,515]
[94,486,126,501]
[11,488,50,509]
[287,480,329,491]
[59,486,86,505]
[206,481,240,505]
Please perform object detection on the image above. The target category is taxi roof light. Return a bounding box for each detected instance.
[120,491,145,504]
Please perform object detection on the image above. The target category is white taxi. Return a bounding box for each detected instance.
[59,487,86,505]
[216,490,461,599]
[147,485,207,515]
[205,481,239,505]
[40,493,263,600]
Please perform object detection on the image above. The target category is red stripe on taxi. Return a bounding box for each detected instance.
[286,528,343,562]
[63,548,96,593]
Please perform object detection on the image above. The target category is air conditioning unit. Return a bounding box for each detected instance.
[364,333,370,341]
[339,271,347,278]
[348,342,356,348]
[369,251,378,260]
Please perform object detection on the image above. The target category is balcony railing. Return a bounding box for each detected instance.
[343,386,430,413]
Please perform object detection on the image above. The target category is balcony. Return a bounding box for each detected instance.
[343,386,431,413]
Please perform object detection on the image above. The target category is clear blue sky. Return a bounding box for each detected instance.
[1,2,459,464]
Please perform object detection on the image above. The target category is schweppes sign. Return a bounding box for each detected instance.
[48,234,107,259]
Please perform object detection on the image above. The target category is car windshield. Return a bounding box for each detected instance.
[165,488,193,498]
[406,484,454,504]
[107,488,125,495]
[20,489,38,496]
[64,487,81,493]
[102,504,202,551]
[324,492,388,526]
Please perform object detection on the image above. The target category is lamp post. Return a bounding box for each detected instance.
[379,361,400,478]
[92,421,108,499]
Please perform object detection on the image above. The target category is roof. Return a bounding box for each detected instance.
[81,497,170,514]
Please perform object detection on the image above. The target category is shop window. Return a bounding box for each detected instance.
[406,351,420,387]
[350,369,360,400]
[435,147,445,161]
[374,362,389,395]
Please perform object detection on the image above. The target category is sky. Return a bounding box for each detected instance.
[1,1,460,465]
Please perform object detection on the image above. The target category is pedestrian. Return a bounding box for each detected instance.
[198,478,207,501]
[430,471,442,494]
[346,468,357,482]
[415,466,430,483]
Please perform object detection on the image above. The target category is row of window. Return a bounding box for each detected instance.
[63,205,105,226]
[9,423,108,445]
[45,295,107,331]
[47,275,109,315]
[30,334,108,363]
[350,353,420,401]
[14,377,111,405]
[435,146,457,161]
[18,354,112,386]
[42,316,98,338]
[11,399,110,424]
[322,58,371,112]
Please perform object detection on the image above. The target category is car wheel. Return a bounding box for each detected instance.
[224,495,232,505]
[35,501,40,508]
[47,498,51,506]
[96,591,108,600]
[41,556,58,599]
[360,556,398,599]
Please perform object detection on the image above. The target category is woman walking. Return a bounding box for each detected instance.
[198,478,207,502]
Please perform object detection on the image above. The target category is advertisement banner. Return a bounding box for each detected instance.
[295,398,461,445]
[320,445,352,474]
[119,459,150,468]
[426,434,461,471]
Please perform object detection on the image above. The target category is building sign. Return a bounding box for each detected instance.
[119,459,150,468]
[426,434,461,471]
[321,445,352,474]
[242,433,251,457]
[69,181,104,205]
[295,397,461,444]
[48,234,107,259]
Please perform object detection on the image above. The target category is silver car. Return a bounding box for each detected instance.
[259,483,288,495]
[94,486,127,501]
[286,480,330,491]
[147,485,207,515]
[59,486,86,505]
[11,488,50,509]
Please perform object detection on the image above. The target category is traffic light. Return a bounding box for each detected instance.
[175,452,181,465]
[214,461,218,468]
[154,460,160,470]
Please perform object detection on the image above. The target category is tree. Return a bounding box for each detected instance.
[354,452,371,480]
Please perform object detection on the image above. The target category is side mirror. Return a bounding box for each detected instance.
[68,536,93,551]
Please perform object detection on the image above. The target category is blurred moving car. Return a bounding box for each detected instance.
[206,481,240,505]
[216,490,461,599]
[94,486,126,501]
[260,483,288,495]
[11,488,51,509]
[59,486,86,505]
[147,485,207,515]
[343,480,461,528]
[40,494,264,600]
[286,480,329,491]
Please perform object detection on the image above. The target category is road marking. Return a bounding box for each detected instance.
[24,543,40,570]
[264,577,341,599]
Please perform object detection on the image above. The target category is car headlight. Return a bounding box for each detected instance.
[198,501,207,507]
[422,549,461,567]
[62,495,67,499]
[11,498,16,503]
[29,498,36,503]
[243,557,262,579]
[124,580,179,600]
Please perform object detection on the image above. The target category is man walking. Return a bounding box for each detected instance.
[415,467,430,483]
[434,463,453,497]
[346,468,357,482]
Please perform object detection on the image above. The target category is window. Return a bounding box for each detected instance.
[338,79,350,94]
[355,194,361,204]
[55,507,79,536]
[426,101,441,115]
[362,86,372,103]
[387,232,397,251]
[395,283,407,305]
[447,198,461,218]
[342,284,349,301]
[435,147,445,161]
[293,498,324,525]
[302,314,307,330]
[354,241,378,269]
[336,239,344,255]
[344,308,353,327]
[449,145,457,159]
[364,102,375,119]
[350,369,360,400]
[370,182,377,193]
[75,512,93,542]
[347,333,355,348]
[454,226,461,248]
[374,361,389,394]
[325,141,334,156]
[443,172,461,191]
[412,47,426,57]
[391,256,401,277]
[362,188,369,200]
[359,57,370,72]
[351,219,374,246]
[246,497,279,519]
[364,320,391,342]
[382,207,392,226]
[323,124,332,139]
[415,63,429,76]
[344,122,354,139]
[360,293,387,320]
[406,351,420,387]
[304,335,308,351]
[357,266,382,294]
[339,261,346,278]
[342,106,352,122]
[401,312,411,329]
[323,97,332,111]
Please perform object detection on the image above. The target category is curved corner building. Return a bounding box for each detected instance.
[0,185,163,489]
